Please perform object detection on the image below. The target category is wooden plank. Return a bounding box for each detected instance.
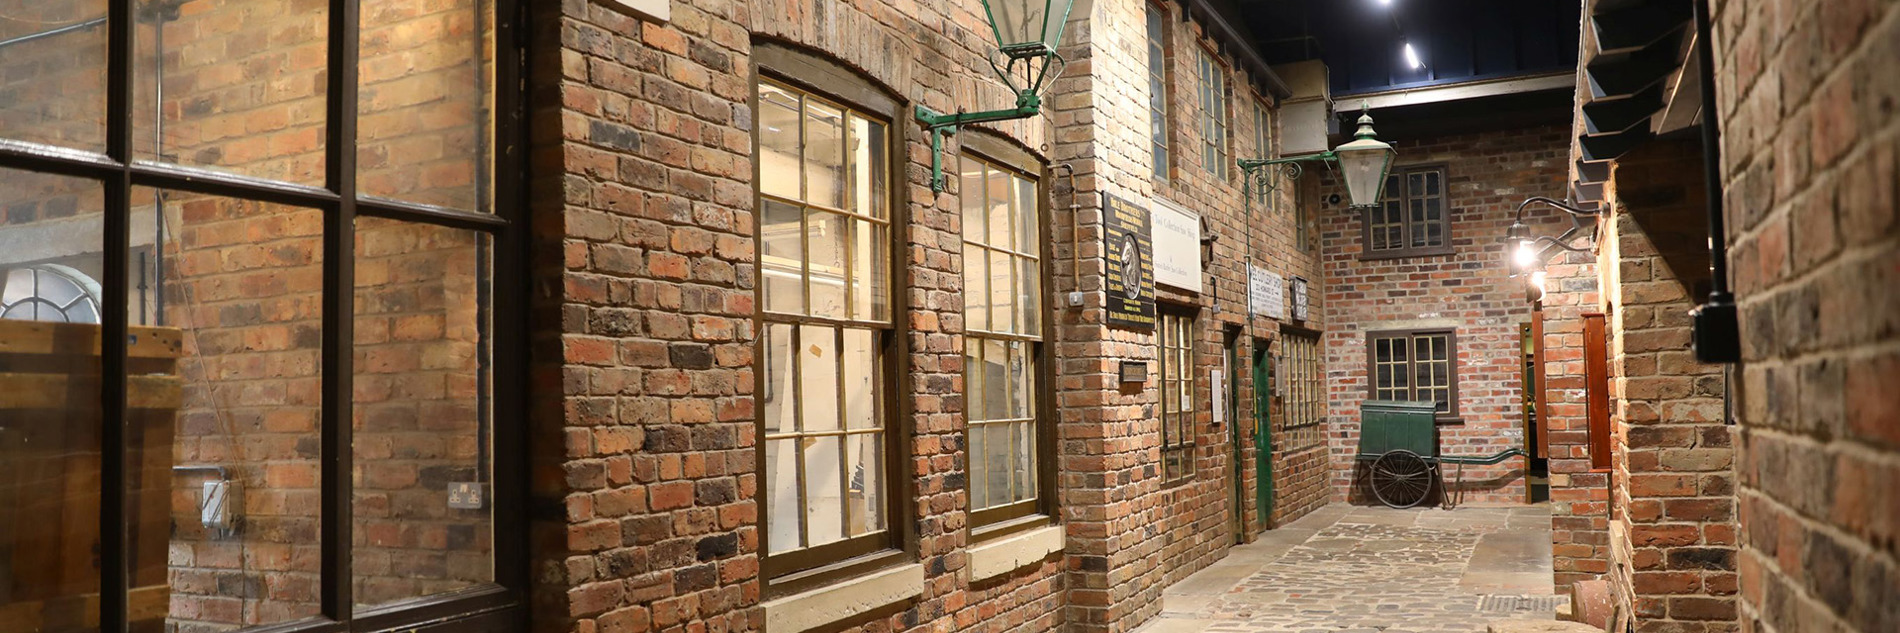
[1584,314,1612,470]
[1533,312,1550,459]
[0,320,183,359]
[0,374,182,410]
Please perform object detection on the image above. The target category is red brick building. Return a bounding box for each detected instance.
[0,0,1893,633]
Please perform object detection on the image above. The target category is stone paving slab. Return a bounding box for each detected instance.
[1142,503,1561,633]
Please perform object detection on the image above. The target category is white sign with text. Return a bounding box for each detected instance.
[1151,201,1202,292]
[1250,267,1285,319]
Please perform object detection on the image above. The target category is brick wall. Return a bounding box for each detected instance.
[1712,0,1900,631]
[1541,237,1606,589]
[1316,122,1572,506]
[1599,139,1737,632]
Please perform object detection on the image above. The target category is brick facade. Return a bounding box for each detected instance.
[1315,122,1573,506]
[1712,0,1900,632]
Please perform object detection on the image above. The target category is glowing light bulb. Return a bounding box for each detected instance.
[1512,240,1540,270]
[1403,42,1423,70]
[1530,270,1549,300]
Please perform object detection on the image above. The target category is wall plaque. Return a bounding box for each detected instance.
[1119,360,1148,384]
[1102,192,1156,330]
[1151,201,1202,292]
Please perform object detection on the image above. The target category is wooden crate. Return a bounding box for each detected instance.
[0,320,183,633]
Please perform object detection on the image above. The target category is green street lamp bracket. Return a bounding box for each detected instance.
[918,50,1066,192]
[1237,152,1336,215]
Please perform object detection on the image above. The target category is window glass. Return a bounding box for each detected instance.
[1197,49,1227,179]
[1369,167,1450,255]
[1369,330,1457,417]
[1253,101,1272,206]
[357,0,497,212]
[135,0,331,186]
[960,155,1044,519]
[756,79,891,557]
[351,216,494,611]
[1145,4,1170,178]
[0,169,106,633]
[1160,311,1194,482]
[0,1,107,152]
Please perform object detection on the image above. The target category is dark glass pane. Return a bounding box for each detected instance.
[0,2,106,151]
[352,217,494,611]
[0,169,103,633]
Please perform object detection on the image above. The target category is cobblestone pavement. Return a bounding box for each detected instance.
[1139,503,1560,633]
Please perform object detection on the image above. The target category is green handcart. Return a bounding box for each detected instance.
[1358,400,1527,509]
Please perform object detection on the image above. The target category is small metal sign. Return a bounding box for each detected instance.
[448,482,484,509]
[1291,276,1310,321]
[1119,360,1148,384]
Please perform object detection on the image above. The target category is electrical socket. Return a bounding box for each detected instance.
[1067,291,1084,307]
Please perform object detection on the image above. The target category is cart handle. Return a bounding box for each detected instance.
[1438,448,1528,466]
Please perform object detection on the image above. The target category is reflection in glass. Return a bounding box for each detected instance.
[0,2,106,151]
[800,325,839,433]
[759,84,802,200]
[803,435,843,546]
[762,323,792,433]
[357,0,496,211]
[144,189,326,629]
[351,217,493,611]
[761,199,804,315]
[135,0,330,186]
[764,439,799,552]
[845,434,881,536]
[804,100,844,209]
[0,170,104,633]
[841,329,875,429]
[964,244,987,332]
[808,211,847,318]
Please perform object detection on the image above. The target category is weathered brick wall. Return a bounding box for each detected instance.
[1316,122,1571,506]
[1541,240,1605,589]
[1599,139,1737,632]
[1712,0,1900,631]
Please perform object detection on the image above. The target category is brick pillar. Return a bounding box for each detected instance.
[1601,140,1738,631]
[1542,244,1608,589]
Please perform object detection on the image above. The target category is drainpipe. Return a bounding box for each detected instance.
[1688,0,1739,364]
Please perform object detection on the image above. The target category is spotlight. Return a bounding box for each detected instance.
[1403,41,1423,69]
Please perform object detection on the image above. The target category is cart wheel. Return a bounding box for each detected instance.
[1370,450,1436,509]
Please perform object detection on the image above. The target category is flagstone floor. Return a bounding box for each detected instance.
[1138,503,1560,633]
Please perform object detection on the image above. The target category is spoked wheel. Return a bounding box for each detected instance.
[1369,450,1437,508]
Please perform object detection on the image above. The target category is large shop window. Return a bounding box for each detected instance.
[1145,2,1172,179]
[0,0,522,631]
[1367,329,1460,420]
[1159,310,1196,482]
[1364,165,1452,259]
[1280,329,1324,450]
[959,151,1047,529]
[1195,47,1228,180]
[754,74,899,580]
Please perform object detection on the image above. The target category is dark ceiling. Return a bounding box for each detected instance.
[1234,0,1581,96]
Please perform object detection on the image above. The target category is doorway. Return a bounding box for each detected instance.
[1252,337,1273,529]
[1522,318,1550,503]
[1224,329,1243,542]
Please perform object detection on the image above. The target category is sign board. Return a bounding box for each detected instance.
[1250,267,1285,319]
[1211,369,1226,427]
[1151,201,1202,292]
[1119,360,1149,384]
[1102,192,1156,329]
[1291,276,1310,321]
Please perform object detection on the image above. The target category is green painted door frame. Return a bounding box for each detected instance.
[1253,341,1273,529]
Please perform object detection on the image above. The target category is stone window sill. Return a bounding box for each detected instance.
[966,524,1065,583]
[761,562,924,633]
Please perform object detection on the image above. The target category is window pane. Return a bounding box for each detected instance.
[0,170,104,633]
[989,249,1014,333]
[142,191,326,629]
[841,329,876,429]
[964,244,988,332]
[849,115,887,219]
[807,210,847,318]
[804,99,845,209]
[803,435,844,547]
[969,422,990,509]
[0,3,106,151]
[986,167,1012,250]
[849,219,886,322]
[983,339,1008,424]
[758,83,802,200]
[1008,341,1029,419]
[1015,176,1037,254]
[763,323,793,434]
[799,325,839,433]
[1019,255,1040,334]
[845,433,882,536]
[1014,420,1035,504]
[760,199,803,314]
[351,217,493,611]
[966,339,986,422]
[982,423,1010,509]
[137,0,330,186]
[357,0,495,211]
[764,438,799,552]
[961,161,986,239]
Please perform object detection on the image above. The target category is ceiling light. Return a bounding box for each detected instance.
[1403,41,1423,69]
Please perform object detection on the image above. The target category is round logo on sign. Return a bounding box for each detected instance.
[1119,232,1144,300]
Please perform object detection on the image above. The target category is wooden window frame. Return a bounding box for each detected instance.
[1159,306,1197,483]
[957,133,1056,538]
[1144,1,1174,181]
[1361,164,1453,260]
[1280,327,1323,430]
[1194,44,1229,181]
[1364,328,1461,422]
[752,42,913,593]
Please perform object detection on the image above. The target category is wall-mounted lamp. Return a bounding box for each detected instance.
[917,0,1074,191]
[1238,103,1397,214]
[1504,196,1600,298]
[1402,40,1424,70]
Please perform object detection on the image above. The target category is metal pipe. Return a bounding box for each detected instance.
[0,16,106,51]
[1689,0,1739,363]
[172,464,230,479]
